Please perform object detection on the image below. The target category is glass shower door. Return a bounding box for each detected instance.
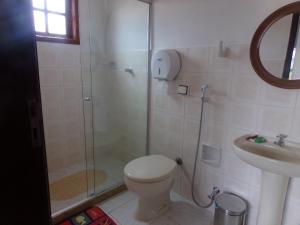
[81,0,150,196]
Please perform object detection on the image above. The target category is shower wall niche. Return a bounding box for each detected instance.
[37,0,149,214]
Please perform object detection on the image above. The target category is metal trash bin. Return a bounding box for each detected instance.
[213,192,247,225]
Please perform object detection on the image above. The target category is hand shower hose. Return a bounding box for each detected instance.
[191,85,220,208]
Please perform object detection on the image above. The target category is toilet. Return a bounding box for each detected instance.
[124,154,177,221]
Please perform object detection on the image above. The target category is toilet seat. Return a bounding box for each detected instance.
[124,155,177,183]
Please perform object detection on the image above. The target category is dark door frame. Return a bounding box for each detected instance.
[0,0,51,224]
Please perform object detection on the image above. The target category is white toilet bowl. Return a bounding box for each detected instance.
[124,155,177,221]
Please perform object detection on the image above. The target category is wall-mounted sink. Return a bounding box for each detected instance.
[233,134,300,225]
[234,135,300,177]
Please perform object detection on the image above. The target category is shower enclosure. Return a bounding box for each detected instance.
[39,0,150,214]
[82,0,150,197]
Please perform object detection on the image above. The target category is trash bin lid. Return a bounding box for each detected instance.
[215,192,247,216]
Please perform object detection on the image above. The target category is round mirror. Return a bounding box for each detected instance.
[251,2,300,89]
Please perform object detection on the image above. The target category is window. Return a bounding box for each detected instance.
[32,0,80,44]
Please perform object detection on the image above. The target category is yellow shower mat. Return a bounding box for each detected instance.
[50,169,107,201]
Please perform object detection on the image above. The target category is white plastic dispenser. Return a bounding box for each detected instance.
[151,49,181,81]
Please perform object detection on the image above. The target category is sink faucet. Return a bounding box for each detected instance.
[274,134,288,147]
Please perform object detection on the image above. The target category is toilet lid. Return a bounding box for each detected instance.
[124,155,177,183]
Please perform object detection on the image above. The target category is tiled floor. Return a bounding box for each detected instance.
[98,191,213,225]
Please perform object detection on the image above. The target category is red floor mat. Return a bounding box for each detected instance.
[58,207,117,225]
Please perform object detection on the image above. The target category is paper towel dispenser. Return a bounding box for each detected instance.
[151,49,181,81]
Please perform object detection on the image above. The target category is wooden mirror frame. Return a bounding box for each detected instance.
[250,1,300,89]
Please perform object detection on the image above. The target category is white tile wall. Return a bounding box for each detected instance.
[37,42,85,173]
[149,44,300,225]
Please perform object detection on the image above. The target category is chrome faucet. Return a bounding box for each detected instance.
[274,134,288,147]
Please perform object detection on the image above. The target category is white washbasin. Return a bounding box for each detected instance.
[233,134,300,177]
[233,134,300,225]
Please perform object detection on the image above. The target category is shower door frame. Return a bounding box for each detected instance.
[85,0,153,197]
[53,0,153,222]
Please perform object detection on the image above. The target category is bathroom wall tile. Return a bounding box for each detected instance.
[44,123,65,143]
[175,48,189,72]
[149,110,184,158]
[290,107,300,142]
[202,122,225,149]
[166,115,184,154]
[237,69,261,78]
[295,91,300,108]
[166,94,185,116]
[182,119,199,175]
[230,44,253,73]
[47,156,65,172]
[151,92,168,112]
[81,69,92,88]
[45,140,64,157]
[183,47,211,73]
[148,43,300,225]
[172,167,182,195]
[166,133,183,160]
[37,41,85,174]
[224,153,252,185]
[210,47,234,73]
[206,100,228,124]
[65,137,85,162]
[226,127,253,156]
[164,77,189,95]
[62,67,82,86]
[257,106,293,137]
[64,121,83,138]
[37,43,59,66]
[223,176,251,205]
[260,83,298,108]
[162,112,182,133]
[231,75,261,104]
[230,102,258,130]
[151,78,167,94]
[184,96,202,120]
[196,164,225,203]
[62,86,82,107]
[62,103,81,122]
[150,110,169,133]
[179,170,193,200]
[58,45,81,67]
[42,104,63,124]
[208,73,231,102]
[41,86,62,108]
[184,72,209,97]
[39,67,61,86]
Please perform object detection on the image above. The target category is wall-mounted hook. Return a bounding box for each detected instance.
[218,41,228,57]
